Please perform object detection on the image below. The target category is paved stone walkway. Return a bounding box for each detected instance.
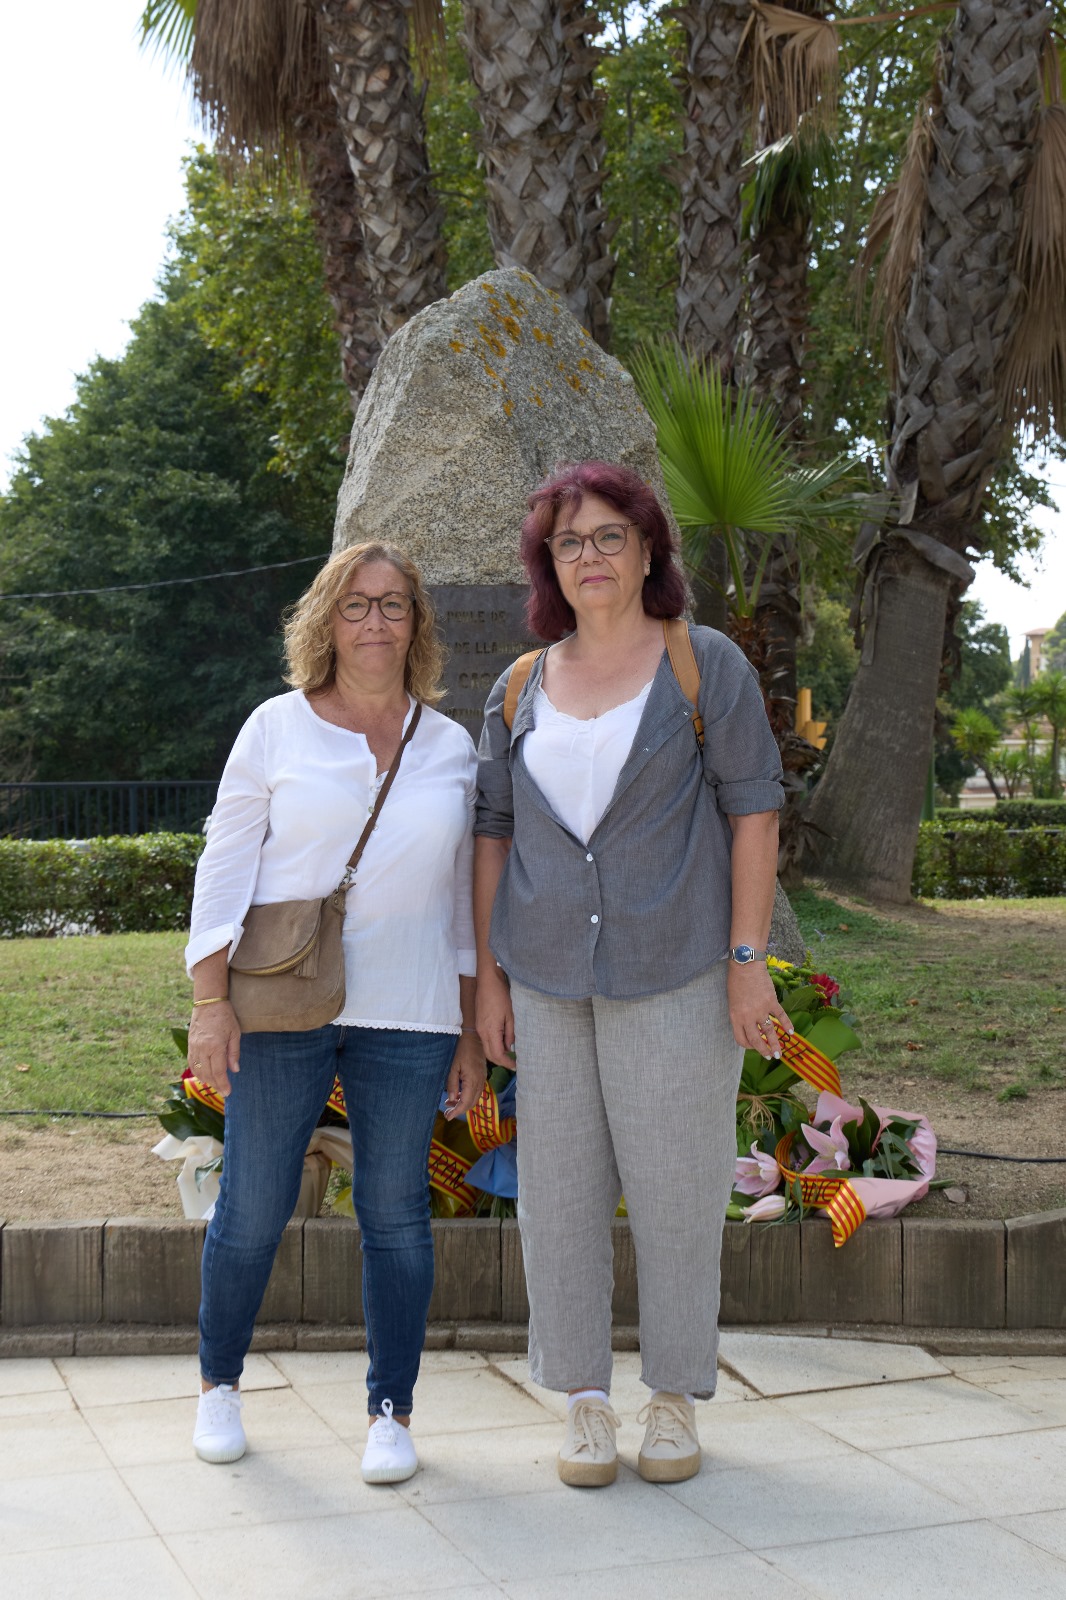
[1,1334,1065,1597]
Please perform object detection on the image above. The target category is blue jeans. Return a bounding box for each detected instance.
[199,1024,455,1414]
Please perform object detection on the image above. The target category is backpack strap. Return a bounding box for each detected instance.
[502,649,546,731]
[662,617,704,749]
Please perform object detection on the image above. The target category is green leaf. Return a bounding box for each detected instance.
[170,1027,189,1057]
[782,986,824,1020]
[194,1155,224,1188]
[804,1014,863,1058]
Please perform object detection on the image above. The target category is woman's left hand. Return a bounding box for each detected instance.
[444,1031,488,1120]
[727,962,794,1059]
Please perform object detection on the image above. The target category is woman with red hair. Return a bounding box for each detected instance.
[474,461,787,1488]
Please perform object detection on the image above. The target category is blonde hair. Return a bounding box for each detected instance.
[283,542,446,705]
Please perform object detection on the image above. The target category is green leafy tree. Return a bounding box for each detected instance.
[795,596,859,736]
[0,165,343,784]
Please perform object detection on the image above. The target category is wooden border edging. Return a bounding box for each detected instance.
[1,1212,1063,1338]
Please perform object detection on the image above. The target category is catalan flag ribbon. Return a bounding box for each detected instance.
[774,1021,843,1099]
[774,1131,867,1247]
[467,1083,517,1155]
[183,1072,224,1116]
[428,1140,479,1215]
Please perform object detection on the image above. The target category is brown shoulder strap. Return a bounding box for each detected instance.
[662,618,704,749]
[503,650,546,731]
[338,701,422,889]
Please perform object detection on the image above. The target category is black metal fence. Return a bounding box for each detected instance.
[0,782,218,840]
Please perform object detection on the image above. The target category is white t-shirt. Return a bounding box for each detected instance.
[185,691,477,1032]
[522,681,653,845]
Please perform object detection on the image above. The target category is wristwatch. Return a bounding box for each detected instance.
[729,945,767,964]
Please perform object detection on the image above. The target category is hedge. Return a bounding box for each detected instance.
[935,800,1066,828]
[0,833,204,937]
[914,822,1066,899]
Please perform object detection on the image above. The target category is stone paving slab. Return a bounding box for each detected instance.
[0,1336,1062,1599]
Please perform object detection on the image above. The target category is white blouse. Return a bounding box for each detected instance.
[185,691,477,1033]
[523,681,653,845]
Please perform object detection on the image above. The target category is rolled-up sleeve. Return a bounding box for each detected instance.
[474,667,516,839]
[699,633,784,815]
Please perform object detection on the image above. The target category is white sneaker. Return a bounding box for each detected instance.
[361,1399,419,1484]
[557,1397,619,1487]
[193,1384,246,1464]
[637,1392,700,1482]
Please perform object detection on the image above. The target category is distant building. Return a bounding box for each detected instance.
[1026,627,1051,679]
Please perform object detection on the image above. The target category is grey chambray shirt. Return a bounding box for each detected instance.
[474,623,784,1001]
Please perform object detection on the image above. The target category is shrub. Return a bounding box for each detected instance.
[0,833,204,937]
[913,822,1066,898]
[989,799,1066,829]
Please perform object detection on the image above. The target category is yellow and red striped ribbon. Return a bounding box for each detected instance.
[775,1131,867,1247]
[428,1140,478,1214]
[183,1074,224,1115]
[773,1020,843,1099]
[467,1084,517,1155]
[326,1076,346,1119]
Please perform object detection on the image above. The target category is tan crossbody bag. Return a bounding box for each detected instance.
[502,617,704,748]
[228,702,422,1033]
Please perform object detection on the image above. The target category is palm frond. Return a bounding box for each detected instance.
[856,91,937,364]
[139,0,197,67]
[745,124,837,235]
[188,0,328,156]
[741,1,840,141]
[1002,89,1066,442]
[629,342,856,614]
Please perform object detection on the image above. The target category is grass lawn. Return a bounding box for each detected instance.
[0,931,189,1117]
[790,888,1066,1100]
[0,892,1063,1119]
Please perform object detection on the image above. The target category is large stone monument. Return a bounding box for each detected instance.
[332,267,805,962]
[332,267,675,737]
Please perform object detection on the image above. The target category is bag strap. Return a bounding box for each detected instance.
[662,617,704,749]
[502,649,546,731]
[337,700,423,890]
[502,622,703,747]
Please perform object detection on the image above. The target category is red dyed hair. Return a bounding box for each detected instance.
[519,460,686,642]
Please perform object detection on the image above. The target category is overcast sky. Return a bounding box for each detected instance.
[1,1,1062,653]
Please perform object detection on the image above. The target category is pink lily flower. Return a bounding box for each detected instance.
[743,1193,787,1223]
[801,1114,852,1175]
[734,1143,781,1197]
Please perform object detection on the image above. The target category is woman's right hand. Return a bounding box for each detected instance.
[476,966,516,1067]
[187,1001,242,1099]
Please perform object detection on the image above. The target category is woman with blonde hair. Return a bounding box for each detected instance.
[186,541,484,1483]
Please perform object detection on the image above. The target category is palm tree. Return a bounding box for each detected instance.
[459,0,614,347]
[950,707,1003,801]
[1031,668,1066,796]
[141,0,447,404]
[673,0,751,370]
[318,0,447,339]
[803,0,1056,901]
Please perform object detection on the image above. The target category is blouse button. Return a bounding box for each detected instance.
[586,852,594,863]
[590,914,599,925]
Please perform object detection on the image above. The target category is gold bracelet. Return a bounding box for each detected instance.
[192,996,229,1007]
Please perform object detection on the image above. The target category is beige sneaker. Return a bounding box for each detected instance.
[557,1396,619,1487]
[637,1393,700,1482]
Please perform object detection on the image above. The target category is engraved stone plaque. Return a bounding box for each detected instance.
[431,584,540,741]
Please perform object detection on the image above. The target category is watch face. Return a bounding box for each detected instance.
[732,946,754,963]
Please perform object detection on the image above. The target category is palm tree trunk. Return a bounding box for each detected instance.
[318,0,447,341]
[807,0,1048,900]
[674,0,750,371]
[460,0,614,348]
[294,108,382,408]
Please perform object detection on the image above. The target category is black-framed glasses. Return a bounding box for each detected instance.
[335,591,414,622]
[544,522,638,562]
